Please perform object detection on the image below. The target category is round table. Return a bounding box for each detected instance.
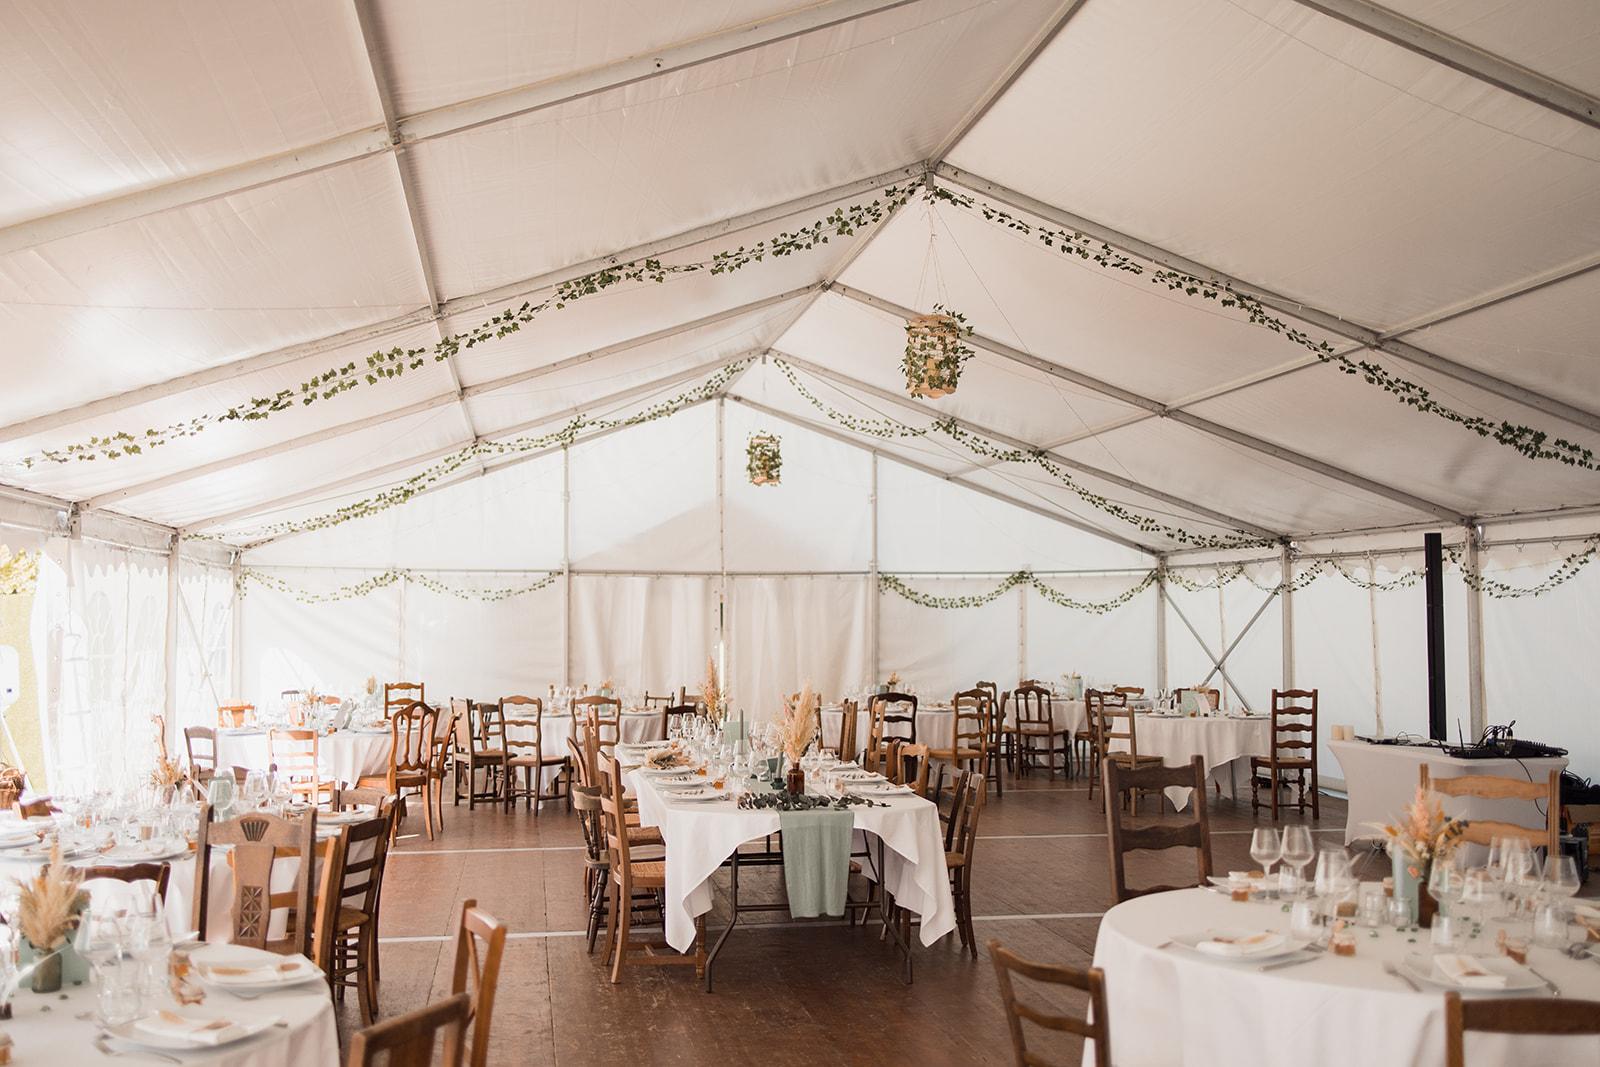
[1107,713,1272,809]
[4,951,338,1066]
[506,710,663,788]
[214,729,393,787]
[1091,887,1600,1066]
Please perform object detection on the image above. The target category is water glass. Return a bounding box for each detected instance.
[94,957,140,1027]
[1289,898,1321,941]
[1357,883,1387,928]
[1429,914,1459,952]
[1533,903,1572,949]
[1387,895,1414,929]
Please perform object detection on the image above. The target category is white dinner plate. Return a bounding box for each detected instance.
[98,839,188,863]
[192,945,324,992]
[319,805,376,826]
[1172,929,1305,963]
[638,765,696,776]
[849,782,912,796]
[0,830,38,849]
[664,787,725,803]
[1399,952,1545,994]
[20,841,96,861]
[108,1012,282,1051]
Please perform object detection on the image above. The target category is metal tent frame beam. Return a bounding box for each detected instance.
[934,164,1600,436]
[0,0,922,257]
[771,349,1284,540]
[830,282,1467,523]
[0,166,917,448]
[727,394,1157,555]
[1290,0,1600,132]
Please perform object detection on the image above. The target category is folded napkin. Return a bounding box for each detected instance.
[198,957,312,986]
[1194,931,1285,959]
[0,830,37,848]
[134,1010,254,1046]
[778,808,855,918]
[1432,954,1508,989]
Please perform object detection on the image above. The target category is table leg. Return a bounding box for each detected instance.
[874,837,914,985]
[704,853,742,993]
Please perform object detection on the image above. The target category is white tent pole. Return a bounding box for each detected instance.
[1289,0,1600,132]
[1163,585,1252,710]
[1016,581,1027,688]
[716,398,728,708]
[561,446,572,690]
[1281,545,1295,690]
[1195,586,1276,704]
[1367,553,1384,737]
[0,0,922,258]
[162,535,181,751]
[1154,562,1169,694]
[830,284,1468,523]
[1464,526,1487,739]
[935,164,1600,436]
[230,554,243,703]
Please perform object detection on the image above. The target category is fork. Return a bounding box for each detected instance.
[1526,965,1562,997]
[1383,961,1422,991]
[94,1034,181,1064]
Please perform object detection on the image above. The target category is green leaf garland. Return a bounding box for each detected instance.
[0,546,40,597]
[1446,535,1600,598]
[244,567,560,604]
[879,570,1156,615]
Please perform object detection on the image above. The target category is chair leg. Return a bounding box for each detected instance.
[357,928,376,1026]
[1311,770,1320,820]
[1270,768,1280,821]
[610,880,631,984]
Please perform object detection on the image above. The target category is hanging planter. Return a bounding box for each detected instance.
[902,304,974,398]
[746,432,782,486]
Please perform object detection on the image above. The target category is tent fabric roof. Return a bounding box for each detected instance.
[2,0,1598,555]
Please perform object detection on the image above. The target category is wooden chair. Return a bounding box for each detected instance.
[80,862,171,903]
[1443,991,1600,1067]
[1093,692,1165,813]
[892,742,933,797]
[946,772,986,957]
[192,805,318,956]
[1113,686,1145,698]
[571,784,611,953]
[928,688,989,785]
[676,687,705,711]
[1174,686,1220,713]
[451,701,507,810]
[503,697,569,815]
[346,991,471,1067]
[975,681,1005,797]
[833,700,859,764]
[659,704,697,742]
[1007,684,1070,778]
[642,691,674,710]
[269,728,334,803]
[184,726,218,786]
[599,755,701,983]
[217,703,255,729]
[451,899,507,1067]
[359,701,438,840]
[423,702,459,834]
[990,940,1111,1067]
[326,799,397,1024]
[384,682,424,719]
[575,696,622,754]
[865,693,917,772]
[1420,766,1560,857]
[1103,756,1214,903]
[1251,688,1319,820]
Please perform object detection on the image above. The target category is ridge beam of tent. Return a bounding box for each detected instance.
[0,0,924,257]
[770,350,1285,542]
[727,394,1157,555]
[828,283,1469,524]
[933,164,1600,437]
[1289,0,1600,133]
[78,285,812,512]
[180,350,760,537]
[0,165,921,449]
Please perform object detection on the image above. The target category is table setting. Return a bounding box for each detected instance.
[1103,694,1272,809]
[213,696,393,789]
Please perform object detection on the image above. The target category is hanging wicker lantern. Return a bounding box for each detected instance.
[902,304,974,398]
[746,432,782,486]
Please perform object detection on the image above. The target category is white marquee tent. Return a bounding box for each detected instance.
[1,0,1597,796]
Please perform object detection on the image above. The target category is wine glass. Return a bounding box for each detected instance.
[1502,841,1540,919]
[128,895,171,1000]
[241,769,268,811]
[1541,854,1581,903]
[1281,826,1315,895]
[1427,854,1463,920]
[1313,847,1356,922]
[1249,828,1283,890]
[205,773,236,818]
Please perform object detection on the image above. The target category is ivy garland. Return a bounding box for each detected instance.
[0,546,39,597]
[1446,535,1600,599]
[243,567,560,604]
[746,432,782,486]
[902,305,974,398]
[879,571,1157,615]
[926,184,1598,472]
[213,361,750,541]
[22,188,915,468]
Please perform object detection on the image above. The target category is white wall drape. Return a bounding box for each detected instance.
[728,576,870,716]
[174,559,234,735]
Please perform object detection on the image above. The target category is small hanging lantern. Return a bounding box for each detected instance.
[746,432,782,486]
[902,303,974,398]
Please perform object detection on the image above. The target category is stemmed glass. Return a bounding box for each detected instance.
[1313,847,1356,923]
[127,895,171,1001]
[205,774,236,819]
[1427,854,1464,920]
[1280,826,1315,895]
[77,907,137,1026]
[1249,828,1282,892]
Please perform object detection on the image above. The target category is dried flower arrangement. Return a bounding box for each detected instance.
[15,844,87,953]
[1369,786,1466,880]
[703,657,724,724]
[778,685,819,763]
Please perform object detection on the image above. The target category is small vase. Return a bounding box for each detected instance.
[1391,849,1421,925]
[29,948,61,994]
[785,763,805,795]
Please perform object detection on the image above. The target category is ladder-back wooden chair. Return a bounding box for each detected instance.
[359,701,438,839]
[576,695,622,755]
[80,862,171,904]
[1420,765,1560,857]
[599,755,702,984]
[1093,690,1165,813]
[192,806,319,957]
[384,682,424,718]
[1444,992,1600,1067]
[1174,686,1220,714]
[185,726,218,789]
[347,992,470,1067]
[945,772,986,958]
[1251,688,1319,820]
[217,703,255,729]
[660,704,697,742]
[327,798,396,1024]
[990,940,1112,1067]
[1103,756,1214,903]
[1008,684,1069,779]
[975,681,1006,797]
[833,700,860,764]
[927,688,989,786]
[503,696,569,815]
[451,899,508,1067]
[269,728,334,804]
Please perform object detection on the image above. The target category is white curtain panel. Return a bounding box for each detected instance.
[1221,565,1284,713]
[240,569,401,706]
[727,576,869,719]
[568,575,715,696]
[37,539,168,795]
[400,577,561,704]
[1024,577,1157,693]
[877,578,1018,698]
[174,559,234,734]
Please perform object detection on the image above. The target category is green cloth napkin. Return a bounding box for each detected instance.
[778,808,855,918]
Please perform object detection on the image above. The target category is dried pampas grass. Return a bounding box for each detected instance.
[15,844,87,950]
[779,684,819,762]
[703,657,724,723]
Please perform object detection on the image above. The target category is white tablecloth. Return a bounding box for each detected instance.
[818,699,1088,757]
[506,711,662,788]
[1330,739,1568,846]
[1107,713,1273,809]
[627,768,956,953]
[215,729,394,787]
[5,952,338,1066]
[1091,887,1600,1067]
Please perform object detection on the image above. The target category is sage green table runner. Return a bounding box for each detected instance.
[777,808,855,917]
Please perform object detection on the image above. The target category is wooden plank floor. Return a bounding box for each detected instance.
[346,776,1354,1065]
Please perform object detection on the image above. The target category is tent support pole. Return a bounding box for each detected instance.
[1016,580,1027,688]
[1281,545,1295,690]
[1162,584,1252,711]
[1195,586,1277,703]
[163,535,181,751]
[561,446,572,690]
[1154,561,1168,695]
[1464,527,1487,739]
[716,398,728,707]
[869,455,880,686]
[230,554,243,702]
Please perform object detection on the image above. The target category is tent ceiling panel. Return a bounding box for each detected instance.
[1060,416,1427,535]
[116,405,465,529]
[403,0,1058,298]
[1183,358,1600,516]
[0,0,380,229]
[775,292,1142,444]
[947,0,1600,331]
[836,195,1346,405]
[0,154,429,427]
[1401,268,1600,414]
[366,0,810,116]
[1372,0,1600,98]
[0,322,457,504]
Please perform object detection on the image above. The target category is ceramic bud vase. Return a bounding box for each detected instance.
[785,759,805,796]
[28,946,61,994]
[1391,849,1423,925]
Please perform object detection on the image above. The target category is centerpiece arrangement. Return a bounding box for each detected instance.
[703,657,725,724]
[778,685,819,795]
[14,844,88,993]
[1371,785,1466,925]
